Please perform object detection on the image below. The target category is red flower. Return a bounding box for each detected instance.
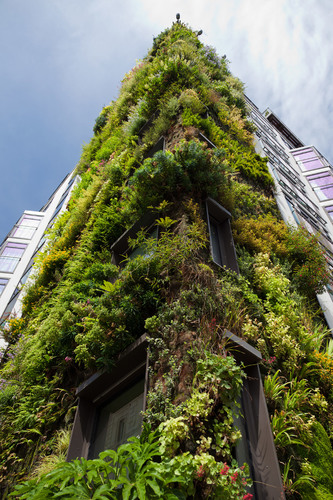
[243,494,253,500]
[220,463,230,475]
[230,472,238,484]
[196,465,205,478]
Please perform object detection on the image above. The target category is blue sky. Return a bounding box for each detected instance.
[1,0,333,239]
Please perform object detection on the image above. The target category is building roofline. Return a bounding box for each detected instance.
[263,108,304,149]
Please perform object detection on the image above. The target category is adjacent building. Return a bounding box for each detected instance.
[246,96,333,330]
[0,172,79,341]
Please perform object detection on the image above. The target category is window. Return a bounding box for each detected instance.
[111,212,158,266]
[67,331,283,497]
[307,172,333,201]
[206,198,239,273]
[144,136,165,158]
[0,278,8,296]
[89,379,145,459]
[0,242,27,273]
[324,205,333,221]
[224,332,284,499]
[291,147,325,171]
[67,335,148,461]
[12,214,42,239]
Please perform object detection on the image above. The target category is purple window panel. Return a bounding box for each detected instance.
[2,243,26,257]
[300,158,324,171]
[315,186,333,201]
[0,243,27,272]
[325,205,333,221]
[293,148,315,160]
[308,173,333,187]
[292,148,324,171]
[12,215,41,239]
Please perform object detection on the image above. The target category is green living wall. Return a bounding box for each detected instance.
[0,22,332,499]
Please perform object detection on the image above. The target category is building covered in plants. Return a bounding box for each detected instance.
[1,19,333,500]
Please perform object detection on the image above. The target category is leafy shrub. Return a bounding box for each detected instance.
[286,225,330,296]
[93,107,110,135]
[233,214,288,256]
[10,428,186,500]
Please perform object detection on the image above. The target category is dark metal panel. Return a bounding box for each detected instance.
[206,198,239,273]
[242,365,285,500]
[66,398,95,461]
[67,335,148,461]
[111,213,157,265]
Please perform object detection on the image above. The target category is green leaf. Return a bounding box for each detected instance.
[92,483,117,499]
[146,478,162,497]
[135,479,146,500]
[122,483,134,500]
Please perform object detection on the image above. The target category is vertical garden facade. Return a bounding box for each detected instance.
[1,22,333,500]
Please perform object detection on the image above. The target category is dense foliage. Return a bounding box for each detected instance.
[0,21,332,499]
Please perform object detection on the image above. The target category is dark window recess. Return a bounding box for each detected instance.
[137,111,160,140]
[67,331,284,498]
[67,335,148,461]
[111,212,159,266]
[206,198,239,273]
[224,332,285,500]
[144,136,165,159]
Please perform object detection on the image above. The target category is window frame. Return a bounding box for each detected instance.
[67,335,148,461]
[67,332,283,497]
[0,278,8,296]
[0,242,27,273]
[11,214,42,240]
[224,331,285,499]
[206,198,239,274]
[111,212,159,267]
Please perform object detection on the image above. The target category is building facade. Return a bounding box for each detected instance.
[2,22,333,500]
[246,96,333,330]
[0,172,79,343]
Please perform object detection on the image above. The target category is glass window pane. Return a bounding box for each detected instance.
[0,257,19,272]
[2,243,26,257]
[308,173,333,187]
[12,216,41,239]
[0,278,8,296]
[21,215,41,227]
[292,148,316,160]
[0,243,27,272]
[314,186,333,201]
[128,227,158,261]
[89,379,144,459]
[12,226,35,239]
[301,158,324,171]
[292,148,325,171]
[210,218,222,266]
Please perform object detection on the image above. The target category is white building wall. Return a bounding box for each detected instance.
[246,96,333,331]
[0,172,79,347]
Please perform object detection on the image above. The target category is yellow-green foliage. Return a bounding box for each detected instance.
[233,214,288,256]
[178,89,205,114]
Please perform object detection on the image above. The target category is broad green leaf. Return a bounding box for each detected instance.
[135,479,146,500]
[146,478,162,497]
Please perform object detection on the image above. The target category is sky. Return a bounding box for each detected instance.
[1,0,333,240]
